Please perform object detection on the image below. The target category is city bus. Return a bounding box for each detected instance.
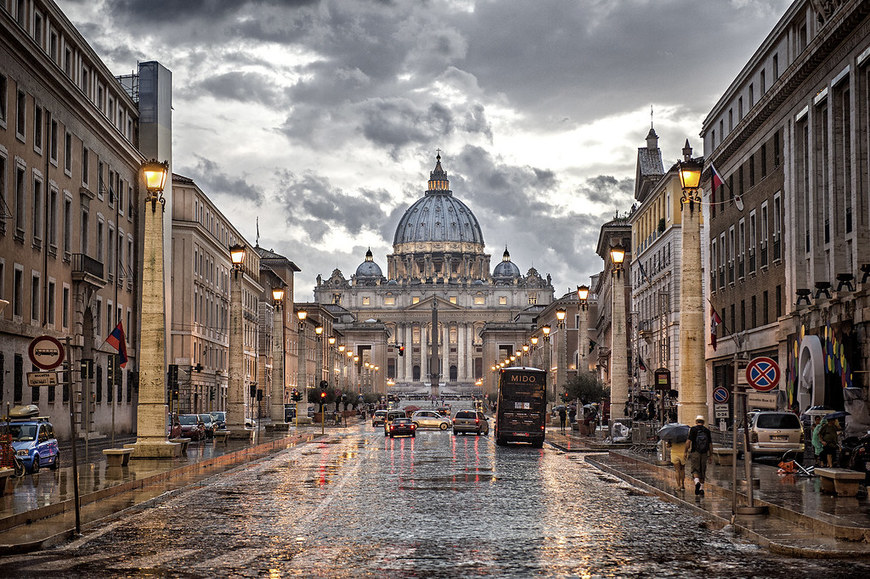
[494,367,547,447]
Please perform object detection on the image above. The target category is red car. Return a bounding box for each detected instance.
[388,418,417,438]
[178,414,206,441]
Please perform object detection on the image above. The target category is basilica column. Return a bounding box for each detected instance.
[405,325,413,382]
[457,323,466,382]
[421,325,428,383]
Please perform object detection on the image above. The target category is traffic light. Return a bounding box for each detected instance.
[291,389,302,402]
[398,345,404,357]
[319,380,329,390]
[320,390,327,401]
[250,384,258,399]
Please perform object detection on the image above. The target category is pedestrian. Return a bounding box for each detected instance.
[686,415,712,496]
[811,415,823,465]
[568,405,577,426]
[818,416,840,468]
[558,406,567,432]
[669,439,687,490]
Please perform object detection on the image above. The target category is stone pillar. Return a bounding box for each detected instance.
[129,201,180,458]
[226,270,246,436]
[421,326,428,382]
[610,270,629,419]
[458,323,466,381]
[678,195,708,424]
[270,306,285,423]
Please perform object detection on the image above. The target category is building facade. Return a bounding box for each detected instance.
[0,0,165,438]
[701,0,870,430]
[313,155,555,399]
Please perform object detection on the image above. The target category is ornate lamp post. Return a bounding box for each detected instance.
[226,243,248,435]
[296,309,308,400]
[541,325,552,405]
[677,142,707,424]
[328,336,336,386]
[610,243,629,419]
[530,335,539,368]
[576,285,590,373]
[338,344,346,389]
[353,355,360,392]
[131,160,180,457]
[556,307,567,399]
[315,325,324,386]
[271,286,286,425]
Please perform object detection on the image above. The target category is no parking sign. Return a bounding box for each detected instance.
[745,357,780,392]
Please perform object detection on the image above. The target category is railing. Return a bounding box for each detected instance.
[71,253,104,279]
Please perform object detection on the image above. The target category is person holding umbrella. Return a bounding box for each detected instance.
[658,423,690,491]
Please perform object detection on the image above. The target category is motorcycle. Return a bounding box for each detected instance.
[842,432,870,484]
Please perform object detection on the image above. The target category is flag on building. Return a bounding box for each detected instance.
[710,306,722,351]
[710,163,725,195]
[105,321,128,368]
[637,355,647,372]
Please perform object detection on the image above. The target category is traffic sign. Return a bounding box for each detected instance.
[28,335,65,370]
[27,371,58,387]
[712,386,730,404]
[745,357,780,392]
[714,403,730,419]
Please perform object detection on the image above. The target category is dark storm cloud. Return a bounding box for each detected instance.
[105,0,317,25]
[184,156,265,203]
[189,72,283,106]
[580,175,634,207]
[275,170,392,242]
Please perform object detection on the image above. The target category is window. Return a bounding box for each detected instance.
[773,54,779,78]
[412,296,420,304]
[710,238,718,290]
[749,84,754,107]
[0,73,7,125]
[13,266,23,317]
[31,273,40,322]
[32,174,42,242]
[47,280,55,326]
[48,187,58,249]
[738,96,743,119]
[499,296,507,305]
[33,105,43,152]
[15,164,26,235]
[728,108,733,131]
[49,117,57,162]
[64,131,72,174]
[81,146,89,185]
[0,154,6,235]
[16,90,26,139]
[362,296,370,305]
[719,232,726,289]
[97,219,104,265]
[749,155,755,187]
[748,210,757,273]
[449,296,457,304]
[80,207,88,254]
[760,144,767,178]
[738,218,746,279]
[64,48,71,77]
[474,295,486,305]
[384,296,395,306]
[107,227,115,279]
[760,70,766,94]
[62,285,69,328]
[772,193,782,262]
[50,31,57,63]
[63,195,71,256]
[728,226,736,284]
[762,291,769,325]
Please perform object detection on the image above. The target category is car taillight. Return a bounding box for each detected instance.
[750,432,758,443]
[411,424,416,429]
[390,425,395,430]
[475,418,479,425]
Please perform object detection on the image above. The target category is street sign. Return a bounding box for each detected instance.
[745,357,780,392]
[712,386,730,404]
[28,335,65,370]
[714,403,729,419]
[27,371,58,387]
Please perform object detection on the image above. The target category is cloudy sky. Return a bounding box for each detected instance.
[61,0,792,300]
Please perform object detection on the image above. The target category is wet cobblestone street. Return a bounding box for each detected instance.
[1,423,869,577]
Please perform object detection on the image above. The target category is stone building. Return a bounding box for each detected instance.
[701,0,870,430]
[0,0,169,438]
[313,154,555,399]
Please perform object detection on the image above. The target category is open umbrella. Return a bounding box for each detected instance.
[658,423,690,442]
[826,411,849,422]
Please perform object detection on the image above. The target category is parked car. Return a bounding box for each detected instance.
[372,410,388,427]
[436,406,452,417]
[411,410,451,430]
[2,411,59,474]
[210,411,226,430]
[452,410,490,436]
[198,414,216,438]
[748,411,804,457]
[178,414,206,441]
[387,418,417,438]
[383,410,407,436]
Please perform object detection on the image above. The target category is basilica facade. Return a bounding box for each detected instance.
[313,155,555,398]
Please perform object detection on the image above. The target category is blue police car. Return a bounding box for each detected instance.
[3,409,59,474]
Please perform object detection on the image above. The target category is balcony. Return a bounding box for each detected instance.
[71,253,106,289]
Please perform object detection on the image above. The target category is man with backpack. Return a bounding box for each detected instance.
[686,415,712,496]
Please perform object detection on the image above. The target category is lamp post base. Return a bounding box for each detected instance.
[125,440,183,459]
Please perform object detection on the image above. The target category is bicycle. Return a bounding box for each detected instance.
[0,434,26,478]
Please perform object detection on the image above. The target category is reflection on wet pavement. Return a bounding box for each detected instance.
[1,423,869,577]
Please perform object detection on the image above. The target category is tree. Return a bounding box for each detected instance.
[565,371,609,405]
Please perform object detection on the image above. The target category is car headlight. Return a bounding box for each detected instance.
[17,449,30,457]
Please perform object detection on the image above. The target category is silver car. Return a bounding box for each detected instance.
[452,410,489,436]
[411,410,451,430]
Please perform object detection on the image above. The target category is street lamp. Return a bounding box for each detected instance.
[271,286,286,425]
[555,308,567,401]
[131,159,180,457]
[314,325,324,387]
[577,285,590,374]
[226,243,248,435]
[297,309,308,401]
[610,243,629,419]
[677,141,707,424]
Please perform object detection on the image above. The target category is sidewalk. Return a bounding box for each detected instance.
[0,423,329,553]
[547,429,870,558]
